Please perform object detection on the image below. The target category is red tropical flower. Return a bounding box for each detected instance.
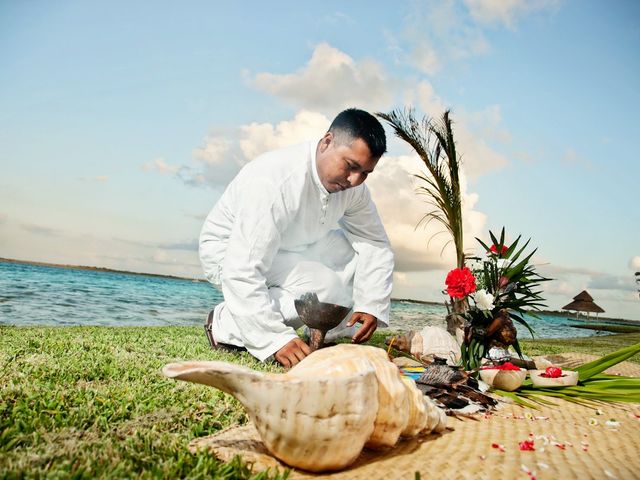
[445,267,477,299]
[489,244,508,256]
[542,366,563,378]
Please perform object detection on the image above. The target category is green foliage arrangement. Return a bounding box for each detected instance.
[457,228,551,369]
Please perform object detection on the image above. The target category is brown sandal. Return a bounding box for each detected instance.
[204,309,247,352]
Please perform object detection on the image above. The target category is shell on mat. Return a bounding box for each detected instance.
[388,327,461,365]
[421,327,461,365]
[162,344,447,473]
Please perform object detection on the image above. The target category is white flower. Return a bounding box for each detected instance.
[474,289,495,311]
[496,258,509,269]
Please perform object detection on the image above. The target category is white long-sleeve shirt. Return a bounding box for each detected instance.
[199,141,394,358]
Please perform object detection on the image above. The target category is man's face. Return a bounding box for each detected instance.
[315,133,379,193]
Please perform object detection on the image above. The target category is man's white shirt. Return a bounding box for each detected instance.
[199,141,394,360]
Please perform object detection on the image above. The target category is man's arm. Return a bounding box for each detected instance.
[218,179,306,362]
[339,184,394,339]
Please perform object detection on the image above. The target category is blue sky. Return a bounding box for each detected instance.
[1,0,639,320]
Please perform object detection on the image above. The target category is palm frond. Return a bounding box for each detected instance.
[377,108,465,268]
[504,344,640,406]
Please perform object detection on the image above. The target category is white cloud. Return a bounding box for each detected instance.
[170,44,513,271]
[367,153,487,272]
[389,0,556,78]
[249,43,395,114]
[407,38,441,75]
[193,138,231,166]
[628,256,640,270]
[588,274,637,292]
[183,105,492,273]
[453,112,510,178]
[390,89,509,179]
[186,110,330,187]
[562,148,594,169]
[542,279,576,296]
[247,44,510,181]
[539,264,601,277]
[0,213,7,224]
[461,105,511,143]
[463,0,559,29]
[179,41,514,270]
[78,176,109,183]
[393,271,409,287]
[239,111,330,160]
[404,81,446,118]
[394,1,491,75]
[142,158,181,175]
[320,11,352,26]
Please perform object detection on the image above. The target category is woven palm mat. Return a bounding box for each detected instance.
[189,353,640,480]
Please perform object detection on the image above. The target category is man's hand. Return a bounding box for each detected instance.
[274,338,311,369]
[347,312,377,343]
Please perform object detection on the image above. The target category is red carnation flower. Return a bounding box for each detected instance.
[489,244,508,256]
[445,267,477,299]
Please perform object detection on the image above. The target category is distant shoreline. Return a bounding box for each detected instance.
[390,297,443,307]
[0,257,206,283]
[534,310,640,325]
[2,257,638,324]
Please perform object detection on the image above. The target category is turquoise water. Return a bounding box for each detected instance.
[0,260,612,338]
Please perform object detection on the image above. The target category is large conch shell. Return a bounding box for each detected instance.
[387,326,461,365]
[163,344,447,472]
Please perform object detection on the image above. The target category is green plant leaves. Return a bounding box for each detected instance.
[503,343,640,406]
[575,342,640,381]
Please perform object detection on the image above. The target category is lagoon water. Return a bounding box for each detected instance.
[0,260,611,339]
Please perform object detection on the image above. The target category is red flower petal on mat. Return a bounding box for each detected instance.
[492,443,506,452]
[520,464,537,480]
[519,439,536,451]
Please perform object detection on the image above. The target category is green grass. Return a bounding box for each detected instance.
[1,326,639,478]
[0,326,286,479]
[519,332,640,360]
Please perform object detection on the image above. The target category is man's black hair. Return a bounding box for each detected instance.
[328,108,387,158]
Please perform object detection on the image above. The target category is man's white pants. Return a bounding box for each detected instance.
[209,229,358,348]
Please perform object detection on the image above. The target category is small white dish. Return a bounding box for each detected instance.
[530,369,579,388]
[479,368,527,391]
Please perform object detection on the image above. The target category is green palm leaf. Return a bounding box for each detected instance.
[504,343,640,406]
[575,342,640,381]
[377,109,465,270]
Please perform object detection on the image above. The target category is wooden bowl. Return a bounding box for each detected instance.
[530,369,579,388]
[479,368,527,391]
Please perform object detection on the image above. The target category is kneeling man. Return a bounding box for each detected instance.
[199,108,394,367]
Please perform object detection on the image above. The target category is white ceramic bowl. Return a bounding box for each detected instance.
[530,369,579,388]
[479,368,527,391]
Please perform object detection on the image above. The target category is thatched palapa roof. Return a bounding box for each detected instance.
[562,290,605,313]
